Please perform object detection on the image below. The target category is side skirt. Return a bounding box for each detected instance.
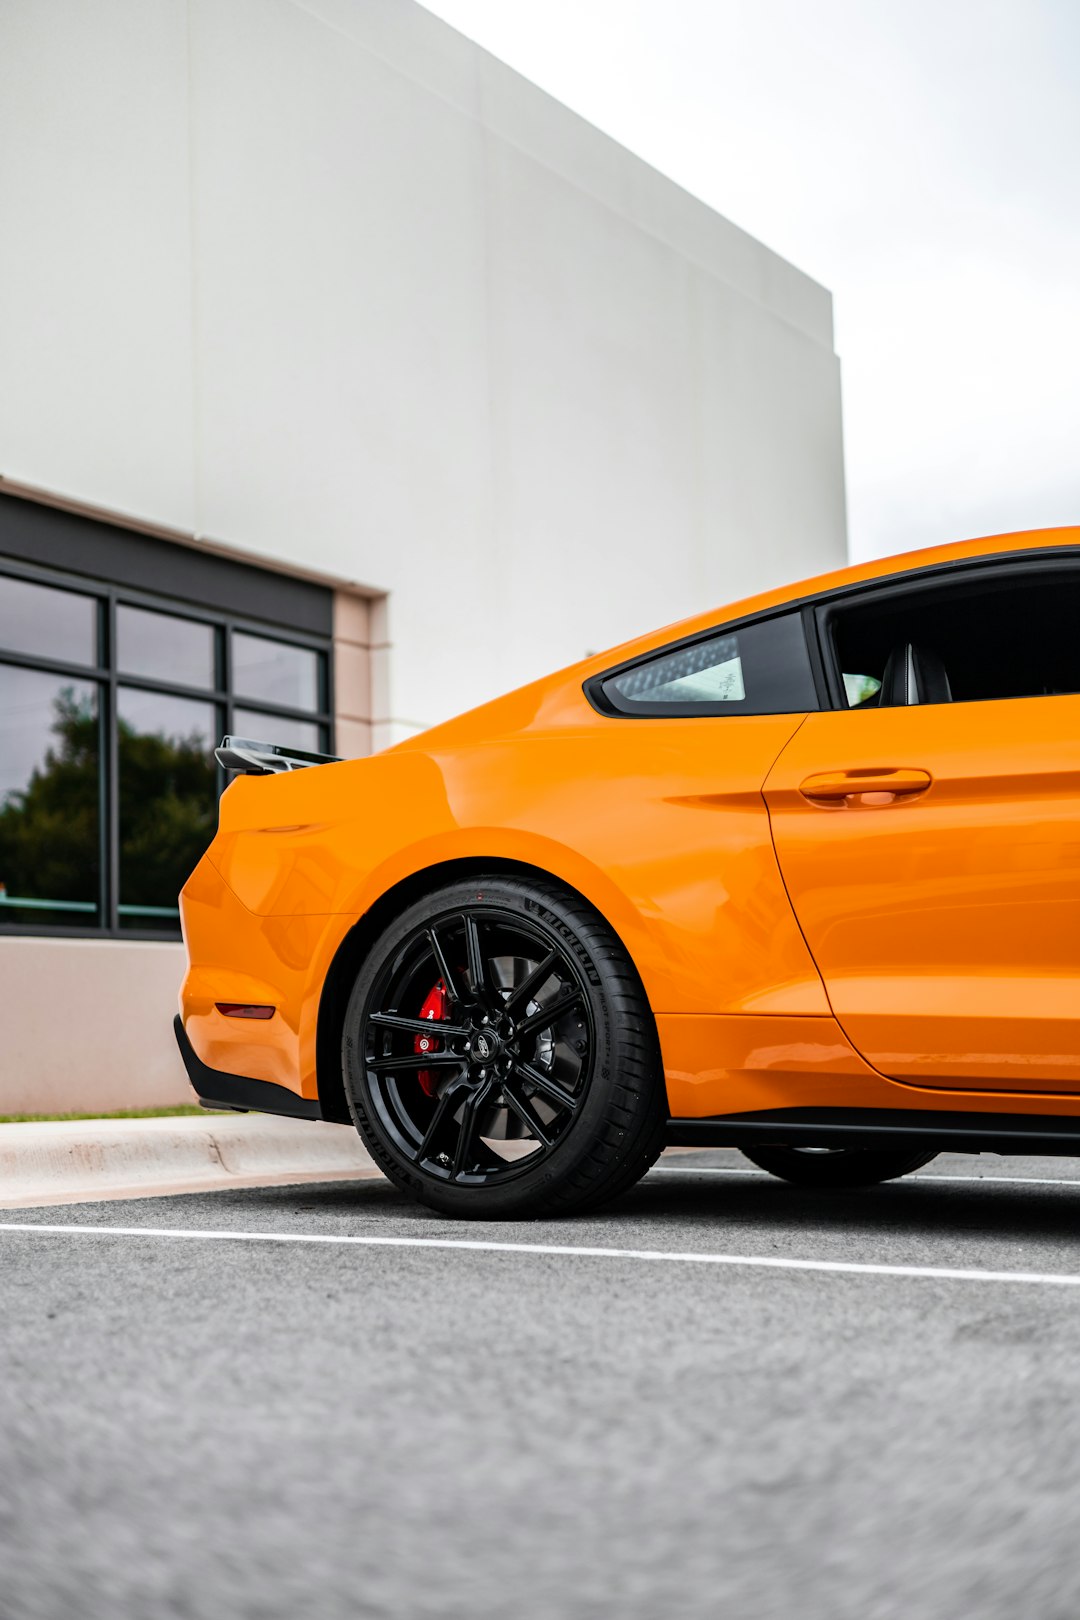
[666,1106,1080,1157]
[173,1015,323,1122]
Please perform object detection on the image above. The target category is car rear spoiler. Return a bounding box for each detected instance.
[214,735,344,776]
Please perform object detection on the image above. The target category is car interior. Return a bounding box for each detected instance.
[827,564,1080,708]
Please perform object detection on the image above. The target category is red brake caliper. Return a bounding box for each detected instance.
[415,980,449,1097]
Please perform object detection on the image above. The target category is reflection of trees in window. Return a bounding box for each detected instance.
[0,687,99,921]
[0,554,331,936]
[118,717,217,919]
[0,689,218,926]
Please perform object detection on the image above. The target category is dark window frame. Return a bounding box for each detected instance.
[0,552,334,942]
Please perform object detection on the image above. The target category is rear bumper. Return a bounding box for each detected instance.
[173,1015,323,1121]
[178,850,353,1100]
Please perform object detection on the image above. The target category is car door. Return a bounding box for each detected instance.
[763,553,1080,1093]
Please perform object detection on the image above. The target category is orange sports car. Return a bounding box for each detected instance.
[176,524,1080,1217]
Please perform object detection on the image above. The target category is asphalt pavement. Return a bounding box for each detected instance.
[5,1148,1080,1620]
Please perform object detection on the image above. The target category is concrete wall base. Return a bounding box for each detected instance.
[0,938,190,1114]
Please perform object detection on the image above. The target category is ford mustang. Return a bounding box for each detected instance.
[175,524,1080,1217]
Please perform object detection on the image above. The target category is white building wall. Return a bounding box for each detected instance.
[0,0,846,1114]
[0,0,845,747]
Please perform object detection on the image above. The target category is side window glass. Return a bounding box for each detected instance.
[598,613,818,716]
[842,672,882,708]
[828,560,1080,709]
[609,632,745,705]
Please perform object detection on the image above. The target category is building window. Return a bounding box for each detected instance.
[0,557,332,938]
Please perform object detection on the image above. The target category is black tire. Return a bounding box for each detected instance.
[740,1144,939,1189]
[341,874,666,1219]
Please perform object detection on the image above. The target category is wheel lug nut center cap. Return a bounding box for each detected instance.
[469,1029,500,1064]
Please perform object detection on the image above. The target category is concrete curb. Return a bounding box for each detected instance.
[0,1113,382,1208]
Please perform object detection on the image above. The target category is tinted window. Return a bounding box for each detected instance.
[0,575,96,665]
[233,632,321,710]
[117,689,218,932]
[0,550,333,938]
[612,632,746,704]
[843,672,882,708]
[0,667,100,925]
[829,561,1080,708]
[232,708,323,753]
[118,605,216,689]
[598,613,818,716]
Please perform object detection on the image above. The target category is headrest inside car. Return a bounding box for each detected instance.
[879,642,953,707]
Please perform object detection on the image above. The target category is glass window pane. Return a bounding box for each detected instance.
[615,632,747,703]
[602,614,818,716]
[0,666,101,925]
[118,688,218,933]
[232,708,322,753]
[233,632,320,711]
[0,574,97,665]
[843,672,882,708]
[117,605,215,689]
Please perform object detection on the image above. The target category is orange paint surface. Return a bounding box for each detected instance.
[765,693,1080,1091]
[179,524,1080,1119]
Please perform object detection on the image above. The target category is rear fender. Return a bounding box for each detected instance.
[337,826,644,963]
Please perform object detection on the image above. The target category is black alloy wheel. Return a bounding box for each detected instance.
[740,1144,939,1188]
[342,875,666,1218]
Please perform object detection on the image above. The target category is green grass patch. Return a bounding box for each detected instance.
[0,1105,207,1124]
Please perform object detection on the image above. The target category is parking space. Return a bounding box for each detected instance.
[4,1150,1080,1619]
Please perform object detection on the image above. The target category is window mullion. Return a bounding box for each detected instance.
[106,593,120,934]
[221,621,233,742]
[219,623,232,801]
[324,645,335,755]
[96,597,109,933]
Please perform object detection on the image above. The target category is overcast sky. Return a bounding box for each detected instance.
[421,0,1079,562]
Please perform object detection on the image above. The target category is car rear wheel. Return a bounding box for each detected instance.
[740,1145,938,1188]
[341,875,666,1219]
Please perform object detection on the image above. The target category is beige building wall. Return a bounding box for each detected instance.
[0,940,189,1115]
[333,591,388,761]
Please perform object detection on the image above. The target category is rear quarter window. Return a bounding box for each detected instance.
[591,612,819,717]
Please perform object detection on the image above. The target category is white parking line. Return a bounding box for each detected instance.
[651,1166,1080,1188]
[2,1220,1080,1289]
